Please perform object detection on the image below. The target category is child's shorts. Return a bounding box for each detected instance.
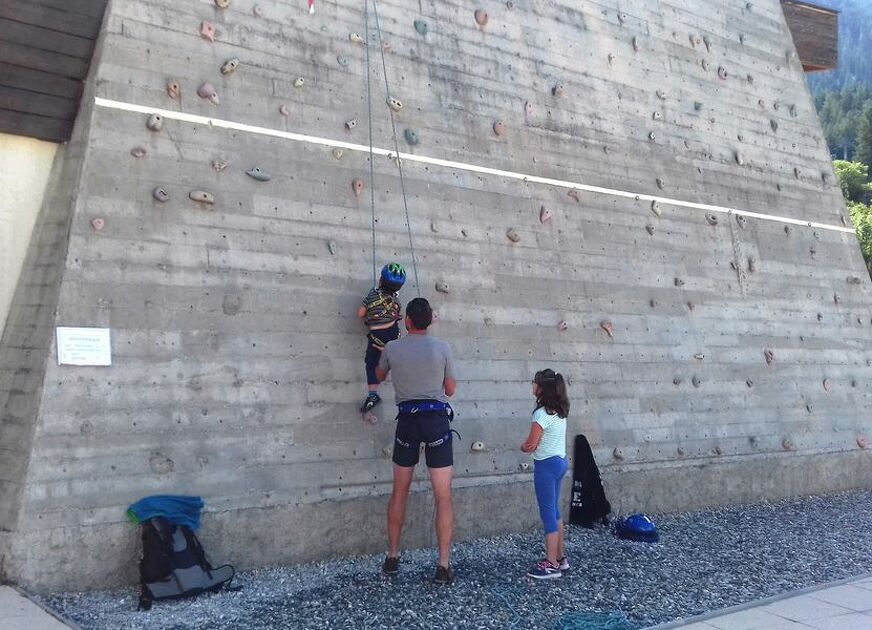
[364,324,400,385]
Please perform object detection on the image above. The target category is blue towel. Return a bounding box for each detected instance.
[127,495,204,531]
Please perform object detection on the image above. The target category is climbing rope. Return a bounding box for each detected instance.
[368,0,422,296]
[363,0,378,287]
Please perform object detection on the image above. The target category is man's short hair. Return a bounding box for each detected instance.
[405,297,433,330]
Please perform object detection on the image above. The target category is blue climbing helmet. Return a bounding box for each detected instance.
[380,263,406,291]
[614,513,659,543]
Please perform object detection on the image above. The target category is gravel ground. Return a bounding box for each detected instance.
[44,490,872,630]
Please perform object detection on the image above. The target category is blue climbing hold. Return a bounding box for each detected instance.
[414,19,429,35]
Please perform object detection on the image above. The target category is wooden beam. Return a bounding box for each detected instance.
[0,108,72,142]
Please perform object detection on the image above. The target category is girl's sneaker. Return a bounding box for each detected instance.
[558,556,570,572]
[527,560,562,580]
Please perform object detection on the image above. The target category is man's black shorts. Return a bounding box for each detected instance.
[392,409,453,468]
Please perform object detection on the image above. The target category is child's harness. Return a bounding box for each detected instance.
[395,400,460,448]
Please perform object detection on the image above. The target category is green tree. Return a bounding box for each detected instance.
[848,202,872,260]
[854,105,872,171]
[833,160,870,202]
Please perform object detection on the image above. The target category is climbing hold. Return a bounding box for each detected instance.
[674,277,685,287]
[413,19,429,35]
[648,131,656,141]
[781,438,795,451]
[130,147,147,158]
[852,379,858,388]
[645,224,655,235]
[345,119,357,131]
[746,378,754,388]
[189,191,215,205]
[649,299,658,308]
[429,221,439,233]
[166,80,181,99]
[253,4,263,16]
[349,32,365,45]
[847,276,862,285]
[694,101,703,111]
[673,376,683,386]
[493,120,506,136]
[789,104,797,118]
[197,82,220,105]
[599,321,614,338]
[703,35,712,51]
[607,53,616,65]
[717,66,728,80]
[332,148,344,160]
[736,214,747,229]
[810,246,817,258]
[474,8,488,26]
[146,114,163,131]
[212,159,228,172]
[656,90,667,100]
[690,34,702,47]
[856,435,868,449]
[617,12,628,23]
[200,21,216,42]
[823,378,832,392]
[656,177,666,190]
[763,348,775,365]
[693,353,705,361]
[652,111,662,121]
[677,447,686,456]
[470,441,485,453]
[784,225,793,236]
[352,178,364,198]
[568,189,580,203]
[294,77,305,88]
[552,82,564,96]
[337,55,349,67]
[506,228,521,243]
[327,240,337,255]
[524,101,533,116]
[245,167,271,182]
[794,167,801,179]
[735,151,745,166]
[435,281,450,293]
[770,119,779,133]
[705,213,718,226]
[747,257,757,273]
[651,201,662,216]
[519,462,531,472]
[279,105,290,117]
[712,446,722,456]
[813,231,820,240]
[687,302,695,311]
[90,218,105,231]
[746,73,754,84]
[386,97,403,112]
[833,293,841,305]
[632,36,640,52]
[701,60,710,71]
[539,206,553,224]
[215,0,230,6]
[557,320,568,331]
[692,376,702,388]
[404,128,420,146]
[730,262,738,271]
[222,294,242,316]
[220,58,239,75]
[612,447,624,460]
[152,187,170,203]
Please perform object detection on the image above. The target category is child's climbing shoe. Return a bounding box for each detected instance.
[360,393,381,412]
[558,556,570,572]
[527,560,562,580]
[432,565,454,585]
[381,556,399,576]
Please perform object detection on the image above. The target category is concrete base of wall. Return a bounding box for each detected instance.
[4,449,869,593]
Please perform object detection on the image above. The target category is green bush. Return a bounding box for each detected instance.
[849,202,872,259]
[833,160,871,202]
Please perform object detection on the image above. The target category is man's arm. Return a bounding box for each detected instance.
[443,377,456,398]
[375,365,389,382]
[443,343,457,398]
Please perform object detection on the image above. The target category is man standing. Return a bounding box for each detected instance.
[375,297,457,584]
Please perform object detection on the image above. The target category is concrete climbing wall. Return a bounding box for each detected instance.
[2,0,872,591]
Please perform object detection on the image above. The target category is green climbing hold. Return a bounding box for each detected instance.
[404,129,420,146]
[414,19,429,35]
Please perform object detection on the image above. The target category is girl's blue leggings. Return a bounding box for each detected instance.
[533,455,568,534]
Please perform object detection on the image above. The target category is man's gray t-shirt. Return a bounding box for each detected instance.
[377,334,456,403]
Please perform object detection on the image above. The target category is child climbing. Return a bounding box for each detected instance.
[520,368,570,580]
[358,263,406,412]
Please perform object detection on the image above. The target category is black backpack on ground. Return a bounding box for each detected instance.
[138,516,236,610]
[569,434,612,528]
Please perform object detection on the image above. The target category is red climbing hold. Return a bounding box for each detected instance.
[200,21,216,42]
[90,218,105,232]
[823,378,832,392]
[557,320,568,331]
[539,206,553,224]
[166,80,181,99]
[352,179,364,198]
[493,120,506,136]
[308,0,315,14]
[474,9,488,26]
[858,436,868,449]
[600,321,614,338]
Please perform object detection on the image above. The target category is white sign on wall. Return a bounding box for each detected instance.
[56,327,112,366]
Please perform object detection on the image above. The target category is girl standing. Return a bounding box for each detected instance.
[521,368,570,579]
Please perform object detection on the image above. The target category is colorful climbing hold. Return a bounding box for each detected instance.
[493,120,506,136]
[474,8,488,26]
[200,21,216,42]
[197,82,220,105]
[568,189,580,202]
[345,119,357,130]
[552,82,564,96]
[215,0,230,7]
[781,437,795,451]
[294,77,305,88]
[557,320,568,331]
[279,104,290,117]
[90,218,105,232]
[823,378,832,392]
[506,228,520,243]
[130,147,147,158]
[470,441,485,453]
[404,128,420,146]
[386,97,403,112]
[152,187,170,203]
[519,462,531,472]
[414,19,429,35]
[705,213,718,226]
[189,190,215,204]
[246,167,271,182]
[858,436,868,449]
[166,80,181,99]
[352,178,364,198]
[332,148,344,160]
[435,281,449,293]
[221,58,239,75]
[612,447,624,460]
[599,321,614,338]
[539,206,553,224]
[349,32,365,44]
[146,114,163,131]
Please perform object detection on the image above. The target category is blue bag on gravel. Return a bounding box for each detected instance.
[614,513,659,542]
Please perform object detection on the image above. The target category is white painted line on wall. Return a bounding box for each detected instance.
[95,97,855,234]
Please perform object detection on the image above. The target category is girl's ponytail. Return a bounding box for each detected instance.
[534,369,571,418]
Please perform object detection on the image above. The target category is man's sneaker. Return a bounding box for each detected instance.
[382,556,399,576]
[527,560,562,580]
[360,393,381,413]
[432,565,454,584]
[558,556,570,572]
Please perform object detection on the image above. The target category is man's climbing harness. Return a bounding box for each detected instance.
[363,0,421,295]
[395,401,460,447]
